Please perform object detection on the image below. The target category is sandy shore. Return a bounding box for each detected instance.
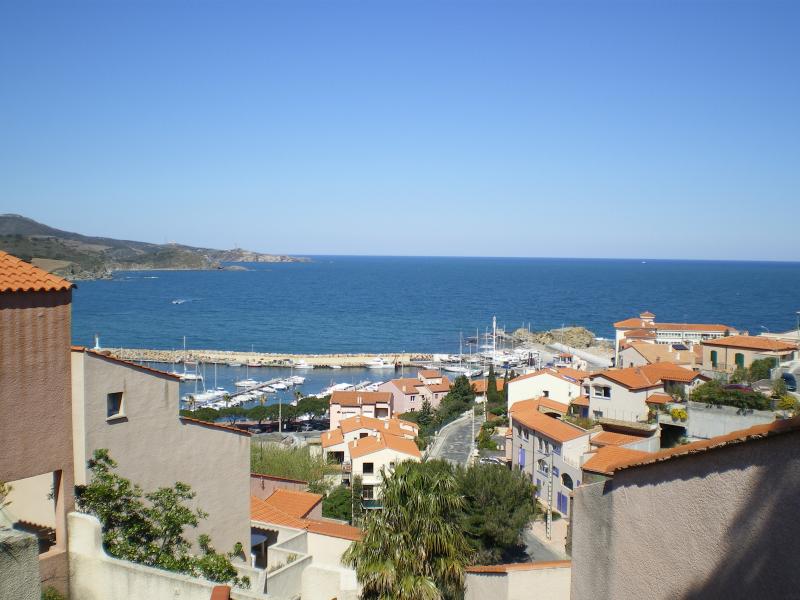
[105,348,430,367]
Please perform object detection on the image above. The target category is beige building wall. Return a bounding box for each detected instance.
[465,563,572,600]
[587,378,652,422]
[570,429,800,599]
[352,448,420,494]
[701,344,794,373]
[71,350,251,555]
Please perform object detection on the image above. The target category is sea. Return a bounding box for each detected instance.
[71,256,800,403]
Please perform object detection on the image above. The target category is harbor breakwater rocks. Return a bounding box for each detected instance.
[106,348,431,367]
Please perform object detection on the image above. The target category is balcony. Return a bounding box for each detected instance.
[362,499,382,510]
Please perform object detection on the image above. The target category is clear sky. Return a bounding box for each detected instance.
[1,0,798,260]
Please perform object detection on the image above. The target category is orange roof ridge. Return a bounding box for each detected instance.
[701,335,797,352]
[582,446,651,476]
[264,488,322,518]
[180,416,251,436]
[250,496,363,541]
[511,406,588,443]
[466,560,572,573]
[610,416,800,473]
[330,390,393,406]
[0,250,74,293]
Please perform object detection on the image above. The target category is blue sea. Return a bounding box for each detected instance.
[72,256,800,354]
[71,256,800,403]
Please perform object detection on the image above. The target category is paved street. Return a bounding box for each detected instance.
[523,519,569,562]
[428,411,485,466]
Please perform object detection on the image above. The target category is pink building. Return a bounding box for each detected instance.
[379,370,451,414]
[0,251,75,595]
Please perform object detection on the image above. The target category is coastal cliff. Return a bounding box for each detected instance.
[0,214,309,280]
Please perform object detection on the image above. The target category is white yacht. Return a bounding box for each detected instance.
[365,357,394,369]
[294,360,314,369]
[234,378,260,388]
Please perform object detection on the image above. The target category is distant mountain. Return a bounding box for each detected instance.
[0,214,309,280]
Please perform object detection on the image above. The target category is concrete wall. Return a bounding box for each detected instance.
[0,529,41,600]
[301,565,359,600]
[571,429,800,599]
[72,351,251,555]
[685,400,776,440]
[0,289,74,594]
[68,513,264,600]
[465,563,572,600]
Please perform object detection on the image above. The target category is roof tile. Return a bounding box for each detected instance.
[0,250,74,293]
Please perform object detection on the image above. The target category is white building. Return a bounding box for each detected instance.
[613,311,738,363]
[507,367,586,411]
[584,363,706,423]
[321,415,418,464]
[344,433,421,507]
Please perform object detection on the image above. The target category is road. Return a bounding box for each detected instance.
[428,410,485,466]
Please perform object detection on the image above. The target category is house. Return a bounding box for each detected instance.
[250,490,362,599]
[509,401,591,516]
[701,335,797,373]
[0,251,75,595]
[570,417,800,599]
[507,368,586,411]
[379,371,451,414]
[329,390,393,429]
[344,433,422,507]
[321,415,419,464]
[71,347,251,555]
[584,363,706,423]
[617,341,700,369]
[465,560,572,600]
[613,311,737,363]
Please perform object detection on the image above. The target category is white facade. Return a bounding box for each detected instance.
[585,377,652,423]
[507,371,583,411]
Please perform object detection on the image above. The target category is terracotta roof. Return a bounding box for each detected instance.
[623,328,657,339]
[644,392,673,405]
[466,560,572,574]
[590,431,646,447]
[0,250,74,293]
[389,377,426,395]
[512,397,569,415]
[701,335,797,352]
[471,378,506,393]
[250,495,362,541]
[624,342,697,366]
[250,496,307,528]
[305,519,363,541]
[582,446,651,476]
[418,369,441,378]
[330,390,392,406]
[321,428,346,448]
[511,406,588,443]
[179,416,251,436]
[264,488,322,518]
[614,315,733,333]
[72,346,183,380]
[640,311,655,318]
[590,363,702,390]
[611,416,800,474]
[250,473,308,485]
[571,395,590,408]
[348,432,422,459]
[339,415,418,438]
[509,368,585,386]
[425,381,451,393]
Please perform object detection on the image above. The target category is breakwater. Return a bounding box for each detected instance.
[105,348,431,367]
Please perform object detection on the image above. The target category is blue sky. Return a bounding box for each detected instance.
[1,0,798,260]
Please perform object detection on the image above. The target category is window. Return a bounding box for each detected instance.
[603,387,611,398]
[562,473,574,490]
[710,350,718,368]
[583,385,590,395]
[410,395,416,402]
[593,410,604,419]
[553,444,561,456]
[735,353,745,369]
[106,392,124,419]
[543,390,550,398]
[523,429,529,441]
[363,462,374,474]
[552,466,560,477]
[359,432,369,438]
[362,485,374,500]
[537,459,549,475]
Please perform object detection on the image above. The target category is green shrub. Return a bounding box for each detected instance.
[42,587,66,600]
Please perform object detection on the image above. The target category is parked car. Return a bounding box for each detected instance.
[479,456,505,466]
[781,372,797,392]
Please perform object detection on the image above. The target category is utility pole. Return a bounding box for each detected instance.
[546,451,554,541]
[279,395,282,434]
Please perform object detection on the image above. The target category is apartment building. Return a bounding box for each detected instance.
[584,363,706,423]
[379,370,451,414]
[507,367,586,411]
[700,335,797,373]
[321,415,418,463]
[344,433,421,506]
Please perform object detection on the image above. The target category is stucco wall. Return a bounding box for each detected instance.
[250,473,308,500]
[465,564,572,600]
[67,513,264,600]
[72,351,251,555]
[588,379,651,422]
[0,529,41,600]
[571,430,800,599]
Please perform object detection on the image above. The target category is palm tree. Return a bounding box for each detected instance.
[343,461,472,600]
